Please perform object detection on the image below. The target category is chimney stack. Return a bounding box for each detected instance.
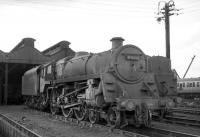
[110,37,124,50]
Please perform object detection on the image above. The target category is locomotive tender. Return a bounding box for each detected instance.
[22,37,177,128]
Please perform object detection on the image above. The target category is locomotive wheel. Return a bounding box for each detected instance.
[50,103,59,115]
[141,104,151,127]
[74,104,87,121]
[30,97,35,108]
[134,105,142,127]
[89,108,99,124]
[107,107,121,128]
[25,98,31,107]
[61,107,73,118]
[50,91,59,115]
[40,93,49,110]
[143,110,151,127]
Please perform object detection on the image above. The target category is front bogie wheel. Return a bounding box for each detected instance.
[142,109,152,127]
[141,103,152,127]
[107,107,121,128]
[134,105,142,127]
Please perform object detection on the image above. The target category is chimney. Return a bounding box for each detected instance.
[22,38,35,48]
[110,37,124,50]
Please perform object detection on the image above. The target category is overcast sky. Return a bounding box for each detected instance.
[0,0,199,78]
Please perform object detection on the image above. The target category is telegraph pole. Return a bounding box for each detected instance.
[156,0,180,59]
[164,3,170,59]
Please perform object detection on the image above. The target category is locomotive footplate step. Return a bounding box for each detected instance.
[0,105,124,137]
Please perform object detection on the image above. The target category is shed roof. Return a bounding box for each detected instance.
[0,50,6,62]
[42,41,71,56]
[10,38,35,53]
[7,45,50,64]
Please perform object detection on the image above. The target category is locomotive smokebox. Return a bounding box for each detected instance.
[110,37,124,50]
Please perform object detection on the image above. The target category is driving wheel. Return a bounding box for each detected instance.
[74,104,87,121]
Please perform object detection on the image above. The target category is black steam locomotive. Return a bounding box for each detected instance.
[22,37,177,128]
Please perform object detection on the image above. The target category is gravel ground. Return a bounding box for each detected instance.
[1,105,200,137]
[0,105,124,137]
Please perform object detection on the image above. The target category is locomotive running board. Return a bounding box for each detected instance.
[62,102,82,109]
[54,74,99,83]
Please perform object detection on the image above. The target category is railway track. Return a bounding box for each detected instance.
[170,107,200,115]
[0,106,199,137]
[0,113,41,137]
[29,108,199,137]
[153,113,200,128]
[147,126,200,137]
[125,125,200,137]
[164,115,200,128]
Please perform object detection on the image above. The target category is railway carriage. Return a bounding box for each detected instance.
[22,37,177,128]
[177,78,200,99]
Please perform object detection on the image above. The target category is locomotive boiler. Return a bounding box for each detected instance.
[22,37,177,128]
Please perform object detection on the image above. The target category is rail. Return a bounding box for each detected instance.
[170,107,200,115]
[153,113,200,128]
[149,126,199,137]
[0,113,41,137]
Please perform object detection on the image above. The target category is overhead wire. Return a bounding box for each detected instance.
[10,0,157,14]
[0,1,155,18]
[163,0,200,17]
[13,0,157,10]
[1,0,199,21]
[4,0,200,14]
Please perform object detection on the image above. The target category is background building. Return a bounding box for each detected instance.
[0,38,75,104]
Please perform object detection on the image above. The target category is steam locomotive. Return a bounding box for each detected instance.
[22,37,177,128]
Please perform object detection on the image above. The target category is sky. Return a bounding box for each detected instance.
[0,0,199,78]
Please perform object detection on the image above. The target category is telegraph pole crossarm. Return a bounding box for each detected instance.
[156,0,180,59]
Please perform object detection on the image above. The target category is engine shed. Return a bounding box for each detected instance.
[42,41,75,61]
[0,38,50,104]
[0,38,75,105]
